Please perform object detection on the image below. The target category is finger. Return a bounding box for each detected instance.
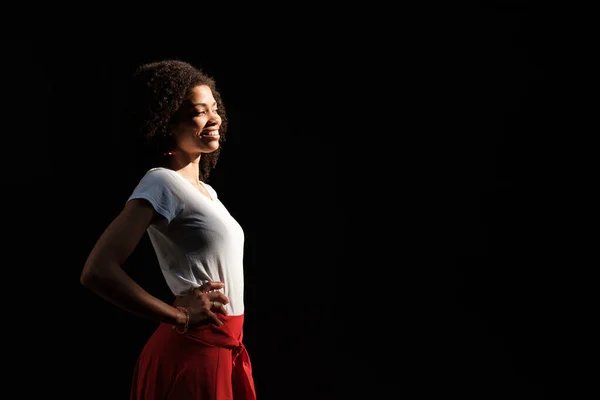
[210,292,230,304]
[211,300,228,315]
[194,282,223,296]
[199,281,225,292]
[206,310,223,326]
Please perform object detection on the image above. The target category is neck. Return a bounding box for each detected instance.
[165,153,202,182]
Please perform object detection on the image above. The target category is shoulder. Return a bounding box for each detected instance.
[130,167,185,200]
[128,167,186,222]
[144,167,176,180]
[138,167,179,186]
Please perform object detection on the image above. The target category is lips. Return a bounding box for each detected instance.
[201,129,219,137]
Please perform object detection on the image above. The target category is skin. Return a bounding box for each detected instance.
[166,85,223,197]
[80,85,229,328]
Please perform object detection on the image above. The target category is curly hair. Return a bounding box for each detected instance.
[126,59,228,182]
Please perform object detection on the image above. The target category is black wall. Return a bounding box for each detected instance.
[2,4,588,399]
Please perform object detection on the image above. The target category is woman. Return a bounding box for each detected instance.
[80,59,256,399]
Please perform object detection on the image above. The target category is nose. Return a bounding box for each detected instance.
[209,108,221,120]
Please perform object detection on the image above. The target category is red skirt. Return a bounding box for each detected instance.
[130,313,256,400]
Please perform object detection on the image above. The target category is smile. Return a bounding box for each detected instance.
[201,130,219,137]
[201,133,220,140]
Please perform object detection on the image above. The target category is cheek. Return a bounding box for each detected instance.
[192,118,208,129]
[176,119,205,134]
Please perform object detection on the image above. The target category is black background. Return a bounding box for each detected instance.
[1,3,590,399]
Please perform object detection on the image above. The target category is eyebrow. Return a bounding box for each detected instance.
[191,102,217,107]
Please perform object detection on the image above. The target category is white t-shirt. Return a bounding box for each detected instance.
[127,167,245,316]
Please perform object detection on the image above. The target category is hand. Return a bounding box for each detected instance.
[175,281,229,326]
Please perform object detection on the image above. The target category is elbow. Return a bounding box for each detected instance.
[80,257,114,288]
[80,267,97,288]
[80,272,90,287]
[80,266,114,292]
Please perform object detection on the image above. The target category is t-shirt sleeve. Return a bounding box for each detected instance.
[127,169,184,223]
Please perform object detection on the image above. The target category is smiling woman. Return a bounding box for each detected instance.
[80,59,256,400]
[125,60,228,183]
[167,85,222,155]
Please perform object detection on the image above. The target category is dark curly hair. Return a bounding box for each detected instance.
[126,59,227,182]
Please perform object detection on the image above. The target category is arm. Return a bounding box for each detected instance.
[80,198,187,327]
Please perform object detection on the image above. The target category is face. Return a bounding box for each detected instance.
[170,85,222,155]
